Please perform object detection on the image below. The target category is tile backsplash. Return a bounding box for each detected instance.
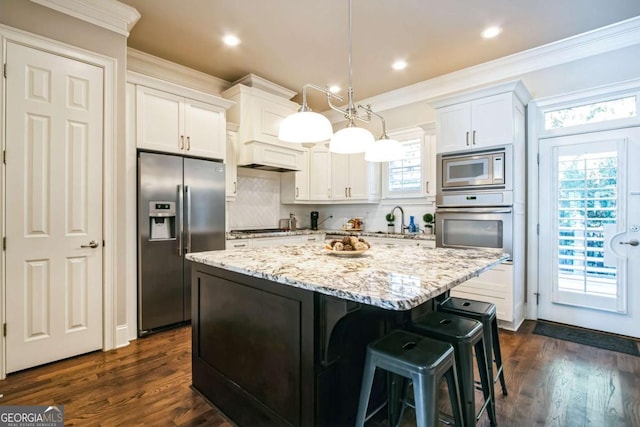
[228,171,435,232]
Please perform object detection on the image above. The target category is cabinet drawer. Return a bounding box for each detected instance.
[449,288,513,322]
[456,263,512,295]
[226,240,252,249]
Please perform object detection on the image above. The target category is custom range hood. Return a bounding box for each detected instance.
[223,75,307,172]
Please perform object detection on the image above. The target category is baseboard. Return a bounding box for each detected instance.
[115,324,132,348]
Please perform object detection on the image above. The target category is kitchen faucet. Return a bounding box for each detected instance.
[390,205,408,234]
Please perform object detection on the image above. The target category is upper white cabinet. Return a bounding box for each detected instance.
[222,75,305,171]
[331,153,379,201]
[432,80,530,154]
[135,84,231,160]
[308,145,332,201]
[281,148,310,203]
[226,124,238,200]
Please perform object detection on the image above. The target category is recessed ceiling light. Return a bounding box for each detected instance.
[481,26,502,39]
[329,85,341,94]
[223,35,240,46]
[392,60,407,71]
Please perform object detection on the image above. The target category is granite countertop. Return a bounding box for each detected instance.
[186,244,508,311]
[226,229,436,241]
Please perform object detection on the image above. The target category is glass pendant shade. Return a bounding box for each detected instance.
[278,111,333,143]
[365,138,404,162]
[329,126,373,154]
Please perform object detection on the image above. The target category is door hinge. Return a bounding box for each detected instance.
[3,63,6,79]
[533,292,540,305]
[103,240,105,247]
[3,323,6,337]
[3,149,5,164]
[2,237,5,250]
[537,224,540,235]
[537,153,540,165]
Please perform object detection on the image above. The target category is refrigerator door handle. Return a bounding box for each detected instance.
[185,185,192,253]
[177,184,184,256]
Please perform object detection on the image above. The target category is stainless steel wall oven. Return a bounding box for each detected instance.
[435,207,513,260]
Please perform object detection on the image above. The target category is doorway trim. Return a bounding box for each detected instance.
[0,25,117,379]
[527,78,640,322]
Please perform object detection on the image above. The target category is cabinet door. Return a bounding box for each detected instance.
[330,153,350,200]
[253,97,298,145]
[436,102,471,153]
[309,146,332,200]
[184,99,226,159]
[296,149,310,200]
[347,153,367,199]
[136,86,183,154]
[470,93,514,149]
[226,130,238,200]
[424,133,437,198]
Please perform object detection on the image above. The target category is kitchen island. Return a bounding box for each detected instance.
[186,243,508,426]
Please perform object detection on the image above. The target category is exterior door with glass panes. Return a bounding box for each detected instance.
[538,127,640,338]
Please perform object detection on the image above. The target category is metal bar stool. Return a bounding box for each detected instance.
[355,329,464,427]
[437,297,508,398]
[410,312,496,427]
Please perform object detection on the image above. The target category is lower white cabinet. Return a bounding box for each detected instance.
[226,233,326,249]
[450,262,516,328]
[333,236,436,248]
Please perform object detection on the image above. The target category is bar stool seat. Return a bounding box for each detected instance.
[437,297,508,397]
[411,312,496,427]
[355,329,464,427]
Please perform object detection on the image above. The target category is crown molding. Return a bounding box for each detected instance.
[230,74,297,100]
[127,48,231,95]
[30,0,140,36]
[326,16,640,122]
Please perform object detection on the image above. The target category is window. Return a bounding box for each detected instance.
[544,96,637,131]
[383,128,429,198]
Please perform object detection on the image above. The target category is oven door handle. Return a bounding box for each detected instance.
[436,207,513,214]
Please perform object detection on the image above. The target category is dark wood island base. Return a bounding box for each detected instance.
[191,263,412,426]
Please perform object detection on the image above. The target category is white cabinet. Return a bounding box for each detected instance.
[450,262,514,324]
[364,236,436,248]
[136,85,228,159]
[226,126,238,200]
[309,145,332,201]
[281,149,310,203]
[432,81,530,154]
[331,152,380,201]
[227,233,326,249]
[222,78,305,171]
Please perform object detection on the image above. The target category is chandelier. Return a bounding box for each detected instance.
[278,0,403,162]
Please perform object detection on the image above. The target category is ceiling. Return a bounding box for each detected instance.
[120,0,640,110]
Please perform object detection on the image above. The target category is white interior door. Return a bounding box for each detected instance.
[5,42,104,372]
[538,127,640,338]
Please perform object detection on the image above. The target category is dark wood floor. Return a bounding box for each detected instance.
[1,320,638,426]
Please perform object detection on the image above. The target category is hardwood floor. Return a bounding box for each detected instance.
[1,321,638,426]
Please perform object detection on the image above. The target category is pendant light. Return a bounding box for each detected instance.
[279,0,397,161]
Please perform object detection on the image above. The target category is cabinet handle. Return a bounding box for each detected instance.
[465,131,470,146]
[328,188,331,198]
[296,187,299,198]
[187,136,191,150]
[180,135,185,150]
[345,187,348,198]
[348,187,352,198]
[233,243,247,248]
[426,181,430,193]
[233,181,237,194]
[472,130,476,145]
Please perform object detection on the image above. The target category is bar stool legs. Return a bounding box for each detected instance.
[411,312,497,427]
[355,330,464,427]
[437,297,508,396]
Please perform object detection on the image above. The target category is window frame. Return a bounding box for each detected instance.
[381,127,427,199]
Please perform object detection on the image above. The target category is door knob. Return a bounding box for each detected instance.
[81,240,99,248]
[619,239,639,247]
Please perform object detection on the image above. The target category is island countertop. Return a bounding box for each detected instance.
[186,244,509,311]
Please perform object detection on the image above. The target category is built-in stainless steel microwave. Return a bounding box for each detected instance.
[437,146,511,193]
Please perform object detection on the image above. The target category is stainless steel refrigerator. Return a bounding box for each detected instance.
[137,151,225,336]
